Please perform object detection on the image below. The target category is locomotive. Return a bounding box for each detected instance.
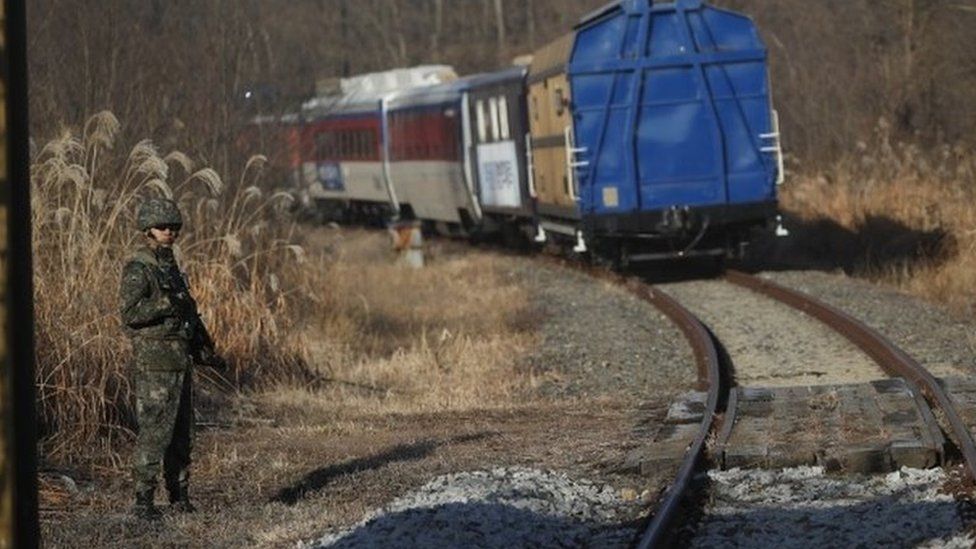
[294,0,784,265]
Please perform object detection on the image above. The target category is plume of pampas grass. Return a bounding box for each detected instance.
[31,111,308,464]
[222,233,244,258]
[164,150,195,174]
[242,185,263,201]
[143,178,174,199]
[128,139,158,163]
[59,164,90,191]
[134,155,169,181]
[186,168,224,197]
[244,154,268,173]
[40,132,85,162]
[83,111,121,150]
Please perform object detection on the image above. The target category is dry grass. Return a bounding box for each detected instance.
[781,122,976,314]
[32,113,542,464]
[258,229,543,420]
[31,112,311,463]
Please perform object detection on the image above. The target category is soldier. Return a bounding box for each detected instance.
[119,197,225,520]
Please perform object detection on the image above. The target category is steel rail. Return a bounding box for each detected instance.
[726,270,976,481]
[469,252,731,546]
[624,281,723,549]
[539,258,726,548]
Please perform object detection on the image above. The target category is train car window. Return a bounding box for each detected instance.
[532,95,539,121]
[498,96,510,140]
[489,97,500,142]
[476,100,487,143]
[314,132,327,159]
[554,87,566,116]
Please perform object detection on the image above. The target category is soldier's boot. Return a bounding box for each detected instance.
[133,489,161,521]
[167,480,196,513]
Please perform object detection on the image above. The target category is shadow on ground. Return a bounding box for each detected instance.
[629,211,954,284]
[687,497,966,547]
[271,432,496,505]
[303,493,965,548]
[306,501,640,548]
[742,211,953,275]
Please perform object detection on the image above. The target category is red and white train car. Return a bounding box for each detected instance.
[300,66,456,218]
[384,80,481,226]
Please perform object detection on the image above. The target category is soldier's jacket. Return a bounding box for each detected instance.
[119,244,215,371]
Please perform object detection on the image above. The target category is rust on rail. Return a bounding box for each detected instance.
[725,269,976,482]
[549,259,726,547]
[633,285,723,549]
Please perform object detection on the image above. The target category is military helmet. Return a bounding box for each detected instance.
[137,198,183,231]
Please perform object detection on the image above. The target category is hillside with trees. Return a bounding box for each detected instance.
[27,0,976,169]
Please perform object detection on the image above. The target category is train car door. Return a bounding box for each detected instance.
[465,69,532,220]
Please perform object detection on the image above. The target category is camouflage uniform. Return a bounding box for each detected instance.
[120,198,220,517]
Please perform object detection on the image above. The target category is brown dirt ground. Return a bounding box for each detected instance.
[40,228,689,547]
[40,398,671,548]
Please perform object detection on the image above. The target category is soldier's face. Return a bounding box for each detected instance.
[148,225,180,246]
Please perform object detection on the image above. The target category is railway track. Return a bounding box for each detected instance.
[612,268,976,548]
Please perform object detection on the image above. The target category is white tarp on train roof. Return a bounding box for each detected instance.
[303,65,458,116]
[340,65,457,96]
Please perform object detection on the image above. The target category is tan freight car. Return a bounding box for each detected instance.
[526,33,579,222]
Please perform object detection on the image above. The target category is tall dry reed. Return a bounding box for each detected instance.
[783,118,976,312]
[31,111,311,463]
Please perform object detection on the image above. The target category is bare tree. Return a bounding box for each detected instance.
[493,0,506,60]
[430,0,443,60]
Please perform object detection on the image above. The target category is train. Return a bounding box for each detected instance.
[258,0,784,267]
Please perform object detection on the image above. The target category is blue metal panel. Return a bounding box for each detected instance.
[568,0,777,219]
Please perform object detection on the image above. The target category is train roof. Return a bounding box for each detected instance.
[303,64,458,118]
[384,66,526,110]
[462,66,526,89]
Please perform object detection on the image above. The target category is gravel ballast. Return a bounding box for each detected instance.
[689,466,972,548]
[305,467,641,548]
[514,260,697,400]
[659,279,882,386]
[759,270,976,379]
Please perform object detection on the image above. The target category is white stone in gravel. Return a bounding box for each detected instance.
[303,467,640,548]
[691,466,973,548]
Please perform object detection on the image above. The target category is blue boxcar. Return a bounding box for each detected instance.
[567,0,782,261]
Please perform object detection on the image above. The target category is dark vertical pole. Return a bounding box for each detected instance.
[1,0,39,547]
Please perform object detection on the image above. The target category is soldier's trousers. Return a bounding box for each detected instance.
[133,369,193,495]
